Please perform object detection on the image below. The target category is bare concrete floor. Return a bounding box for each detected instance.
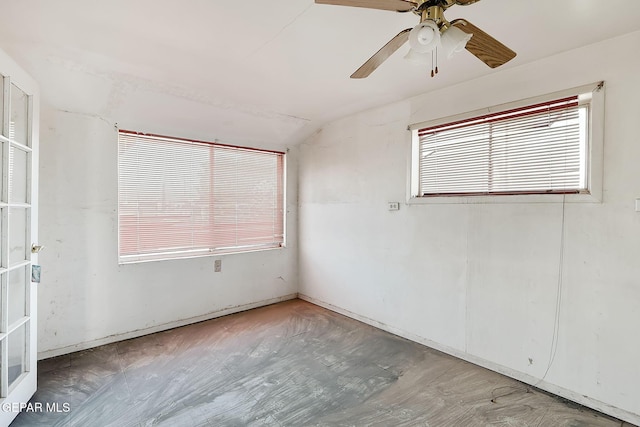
[11,299,634,426]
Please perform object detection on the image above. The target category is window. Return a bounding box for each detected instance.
[118,131,285,263]
[410,83,604,199]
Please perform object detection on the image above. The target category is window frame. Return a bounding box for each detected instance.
[117,130,287,264]
[407,82,605,205]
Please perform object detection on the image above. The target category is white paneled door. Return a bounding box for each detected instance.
[0,48,39,426]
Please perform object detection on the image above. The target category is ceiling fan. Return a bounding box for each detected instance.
[315,0,516,78]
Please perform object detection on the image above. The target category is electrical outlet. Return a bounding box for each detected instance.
[214,259,222,272]
[388,202,400,211]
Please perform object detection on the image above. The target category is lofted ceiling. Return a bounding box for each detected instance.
[1,0,640,148]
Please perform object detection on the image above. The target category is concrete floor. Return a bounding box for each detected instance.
[11,299,633,426]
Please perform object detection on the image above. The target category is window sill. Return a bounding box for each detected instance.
[407,191,601,205]
[119,244,286,265]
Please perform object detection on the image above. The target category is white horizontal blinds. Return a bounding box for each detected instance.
[118,132,284,262]
[119,134,213,258]
[418,96,587,196]
[210,146,284,251]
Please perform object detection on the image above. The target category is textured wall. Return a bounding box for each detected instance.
[37,108,298,356]
[299,31,640,423]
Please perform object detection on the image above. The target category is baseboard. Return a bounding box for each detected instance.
[38,293,299,360]
[298,293,640,426]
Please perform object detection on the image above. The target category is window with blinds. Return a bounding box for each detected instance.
[412,92,592,197]
[118,131,285,263]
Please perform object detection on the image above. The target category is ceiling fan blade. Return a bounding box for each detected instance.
[351,29,410,79]
[315,0,416,12]
[451,19,516,68]
[455,0,481,5]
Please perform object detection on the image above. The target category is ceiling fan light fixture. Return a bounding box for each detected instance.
[409,20,440,53]
[403,48,430,65]
[440,26,472,58]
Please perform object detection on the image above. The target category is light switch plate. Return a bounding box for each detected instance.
[636,199,640,212]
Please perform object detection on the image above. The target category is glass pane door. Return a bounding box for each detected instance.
[0,47,39,426]
[2,78,33,394]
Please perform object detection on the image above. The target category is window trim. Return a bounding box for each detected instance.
[117,130,287,265]
[407,82,605,205]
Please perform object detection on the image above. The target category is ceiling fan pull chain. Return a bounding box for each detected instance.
[435,46,439,75]
[431,50,435,77]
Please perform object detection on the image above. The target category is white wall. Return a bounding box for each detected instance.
[38,107,298,357]
[298,31,640,423]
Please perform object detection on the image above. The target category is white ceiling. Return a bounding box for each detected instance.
[2,0,640,147]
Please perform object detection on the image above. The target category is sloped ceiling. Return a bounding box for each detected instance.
[1,0,640,147]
